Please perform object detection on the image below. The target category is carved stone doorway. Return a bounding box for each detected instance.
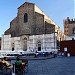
[38,41,41,51]
[23,37,27,51]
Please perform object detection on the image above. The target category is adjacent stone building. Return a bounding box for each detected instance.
[1,2,65,52]
[64,17,75,36]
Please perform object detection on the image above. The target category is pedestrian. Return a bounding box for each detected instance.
[2,57,11,68]
[53,51,57,58]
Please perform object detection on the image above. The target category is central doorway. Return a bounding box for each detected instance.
[38,41,41,51]
[23,37,27,51]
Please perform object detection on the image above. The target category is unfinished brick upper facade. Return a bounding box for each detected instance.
[4,2,56,37]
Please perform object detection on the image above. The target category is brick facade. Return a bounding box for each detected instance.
[4,2,56,37]
[60,40,75,56]
[64,17,75,36]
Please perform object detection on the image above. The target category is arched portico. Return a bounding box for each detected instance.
[20,35,28,51]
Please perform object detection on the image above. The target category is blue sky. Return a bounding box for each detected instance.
[0,0,74,37]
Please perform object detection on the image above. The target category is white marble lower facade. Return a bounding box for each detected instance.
[28,33,57,52]
[1,33,64,52]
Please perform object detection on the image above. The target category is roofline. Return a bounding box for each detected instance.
[18,2,35,9]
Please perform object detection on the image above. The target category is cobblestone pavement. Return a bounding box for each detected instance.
[25,57,75,75]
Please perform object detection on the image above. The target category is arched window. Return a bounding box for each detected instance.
[23,37,27,40]
[73,28,75,34]
[11,31,15,37]
[24,13,28,23]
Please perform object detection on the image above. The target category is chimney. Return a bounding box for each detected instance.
[67,17,70,23]
[67,17,69,19]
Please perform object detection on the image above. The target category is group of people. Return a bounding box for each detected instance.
[0,56,27,70]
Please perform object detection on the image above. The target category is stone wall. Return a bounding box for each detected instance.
[34,4,56,25]
[28,33,58,52]
[35,12,44,34]
[18,2,35,35]
[1,35,11,50]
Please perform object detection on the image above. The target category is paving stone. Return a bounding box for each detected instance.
[27,57,75,75]
[1,57,75,75]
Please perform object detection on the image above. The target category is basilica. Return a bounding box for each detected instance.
[1,2,65,52]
